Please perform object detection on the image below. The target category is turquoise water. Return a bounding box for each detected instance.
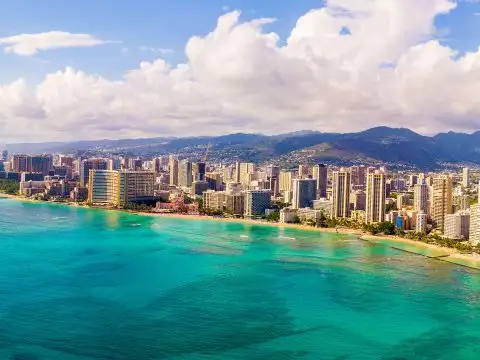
[0,199,479,360]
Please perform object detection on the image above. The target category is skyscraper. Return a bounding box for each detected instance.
[469,203,480,245]
[414,182,429,214]
[80,158,109,187]
[431,175,453,233]
[292,179,317,209]
[266,164,280,196]
[331,169,351,218]
[87,170,120,205]
[235,162,255,186]
[178,160,193,187]
[279,171,293,193]
[1,150,8,161]
[169,156,179,186]
[312,164,328,198]
[350,165,366,186]
[462,167,470,188]
[11,154,29,172]
[87,170,154,206]
[29,155,53,175]
[365,171,386,223]
[118,171,155,206]
[194,162,206,181]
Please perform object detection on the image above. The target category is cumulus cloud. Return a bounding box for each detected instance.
[2,0,480,142]
[0,31,109,56]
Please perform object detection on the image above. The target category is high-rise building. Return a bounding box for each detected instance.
[206,172,223,191]
[352,191,366,211]
[244,190,271,218]
[29,155,53,176]
[107,158,121,171]
[192,180,209,196]
[225,193,245,216]
[331,169,351,218]
[312,164,328,198]
[416,211,428,233]
[87,170,155,206]
[365,171,386,223]
[453,194,470,212]
[462,167,470,188]
[169,156,179,186]
[11,154,29,173]
[396,193,409,210]
[350,165,366,186]
[59,155,74,167]
[0,150,8,161]
[409,174,418,187]
[80,158,108,187]
[266,165,280,196]
[178,160,193,187]
[203,190,225,211]
[469,203,480,245]
[87,170,120,205]
[279,171,293,193]
[444,212,470,240]
[431,175,453,233]
[154,156,169,173]
[298,164,309,179]
[194,162,206,181]
[118,171,155,206]
[414,182,429,214]
[128,158,143,171]
[235,162,255,187]
[292,179,317,209]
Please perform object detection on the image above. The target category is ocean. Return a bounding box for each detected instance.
[0,199,479,359]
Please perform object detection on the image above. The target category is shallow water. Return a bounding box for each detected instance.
[0,199,479,359]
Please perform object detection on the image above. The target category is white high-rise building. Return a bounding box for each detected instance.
[414,182,429,214]
[169,156,179,186]
[331,169,351,218]
[462,167,470,188]
[365,171,386,223]
[469,203,480,245]
[280,171,293,193]
[178,160,193,187]
[292,179,317,209]
[416,212,428,233]
[444,212,470,240]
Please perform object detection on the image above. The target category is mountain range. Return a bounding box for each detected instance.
[5,126,480,169]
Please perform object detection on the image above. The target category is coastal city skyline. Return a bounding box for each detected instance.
[2,148,480,253]
[1,1,480,359]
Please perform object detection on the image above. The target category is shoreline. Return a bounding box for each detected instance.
[1,193,479,270]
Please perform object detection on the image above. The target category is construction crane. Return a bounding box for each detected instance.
[202,142,211,162]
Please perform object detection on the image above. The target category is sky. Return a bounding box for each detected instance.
[1,0,480,143]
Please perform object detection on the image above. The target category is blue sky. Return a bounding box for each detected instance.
[1,0,478,84]
[2,0,480,142]
[0,0,321,83]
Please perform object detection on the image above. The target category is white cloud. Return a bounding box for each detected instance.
[4,0,480,142]
[0,31,110,56]
[139,46,174,55]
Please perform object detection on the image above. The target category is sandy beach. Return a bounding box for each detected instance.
[2,192,479,270]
